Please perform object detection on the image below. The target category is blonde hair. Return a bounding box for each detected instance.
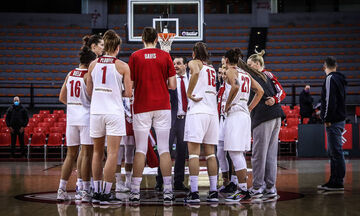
[248,49,266,69]
[103,29,121,54]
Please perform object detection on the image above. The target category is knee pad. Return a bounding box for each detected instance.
[217,147,229,173]
[189,154,199,160]
[206,154,216,160]
[117,146,124,165]
[229,151,247,171]
[134,130,149,156]
[125,145,135,164]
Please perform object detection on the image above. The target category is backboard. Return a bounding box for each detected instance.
[127,0,204,42]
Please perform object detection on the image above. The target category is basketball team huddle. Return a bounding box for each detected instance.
[57,26,286,205]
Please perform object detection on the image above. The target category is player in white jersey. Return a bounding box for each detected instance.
[57,46,97,202]
[222,48,263,202]
[75,34,103,200]
[115,96,135,193]
[86,30,132,205]
[184,42,219,203]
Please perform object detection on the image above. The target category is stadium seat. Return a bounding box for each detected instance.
[0,133,11,146]
[39,110,50,115]
[53,110,65,115]
[302,118,310,124]
[28,132,46,159]
[46,132,64,159]
[37,122,50,134]
[58,118,66,122]
[33,127,47,135]
[48,114,59,121]
[49,127,63,134]
[1,127,10,133]
[43,118,56,125]
[287,118,299,127]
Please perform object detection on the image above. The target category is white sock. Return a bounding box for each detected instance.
[103,181,113,194]
[189,176,198,192]
[238,183,247,191]
[209,175,217,192]
[59,179,67,191]
[90,177,94,189]
[163,176,172,192]
[94,180,102,193]
[231,175,238,184]
[83,181,91,192]
[131,177,142,193]
[115,173,122,184]
[76,178,83,191]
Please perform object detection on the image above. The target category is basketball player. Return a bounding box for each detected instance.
[184,42,219,203]
[246,50,286,199]
[86,30,132,205]
[222,49,263,202]
[57,45,97,202]
[128,27,176,203]
[115,96,135,193]
[75,34,103,200]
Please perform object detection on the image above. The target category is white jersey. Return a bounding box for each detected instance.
[187,64,218,116]
[228,67,251,114]
[66,68,90,126]
[90,55,124,115]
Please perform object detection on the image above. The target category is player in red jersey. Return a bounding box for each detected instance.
[128,27,176,203]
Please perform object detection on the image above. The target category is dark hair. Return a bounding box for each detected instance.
[224,48,243,64]
[238,58,267,82]
[79,46,97,68]
[173,56,187,64]
[325,56,337,68]
[142,27,158,44]
[193,42,209,61]
[103,29,122,54]
[82,34,102,49]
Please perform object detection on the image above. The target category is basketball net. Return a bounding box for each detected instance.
[158,29,175,53]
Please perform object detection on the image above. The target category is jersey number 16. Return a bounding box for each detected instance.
[70,80,81,98]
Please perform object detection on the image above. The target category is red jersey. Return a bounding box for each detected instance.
[129,48,176,114]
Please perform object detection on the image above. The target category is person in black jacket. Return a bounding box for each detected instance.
[317,56,347,191]
[5,96,29,158]
[299,85,313,123]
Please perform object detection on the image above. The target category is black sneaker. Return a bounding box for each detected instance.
[92,192,101,204]
[225,190,251,202]
[155,183,163,192]
[324,183,344,191]
[220,182,237,193]
[129,192,140,202]
[184,191,200,204]
[206,191,219,202]
[163,191,175,203]
[317,182,331,190]
[99,193,121,205]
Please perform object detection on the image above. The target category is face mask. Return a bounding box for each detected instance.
[14,101,19,106]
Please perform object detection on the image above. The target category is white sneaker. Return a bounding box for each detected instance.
[249,187,264,198]
[82,190,92,203]
[75,190,83,200]
[57,189,71,201]
[116,181,130,193]
[263,187,277,199]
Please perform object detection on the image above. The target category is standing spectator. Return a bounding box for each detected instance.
[317,56,347,191]
[5,96,29,158]
[299,85,314,123]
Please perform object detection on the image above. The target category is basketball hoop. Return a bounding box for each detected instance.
[158,33,176,53]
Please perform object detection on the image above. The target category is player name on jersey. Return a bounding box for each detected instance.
[144,53,156,59]
[70,70,87,77]
[98,57,116,64]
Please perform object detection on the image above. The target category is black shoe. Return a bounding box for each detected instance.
[92,192,101,204]
[220,182,237,193]
[324,183,344,191]
[155,183,163,192]
[317,182,331,190]
[206,191,219,202]
[174,184,189,192]
[99,193,121,205]
[184,191,200,204]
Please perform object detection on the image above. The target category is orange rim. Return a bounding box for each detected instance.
[158,33,176,41]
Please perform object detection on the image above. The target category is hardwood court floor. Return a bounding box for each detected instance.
[0,159,359,216]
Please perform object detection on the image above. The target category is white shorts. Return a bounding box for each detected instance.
[184,113,219,145]
[133,110,171,131]
[224,111,251,152]
[66,125,93,146]
[120,136,135,146]
[90,114,126,138]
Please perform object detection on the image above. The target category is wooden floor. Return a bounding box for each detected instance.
[0,159,359,215]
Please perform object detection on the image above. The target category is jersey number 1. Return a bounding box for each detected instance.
[206,69,216,87]
[70,80,81,97]
[101,66,107,84]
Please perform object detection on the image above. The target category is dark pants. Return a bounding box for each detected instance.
[326,121,346,185]
[156,117,187,186]
[10,128,25,156]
